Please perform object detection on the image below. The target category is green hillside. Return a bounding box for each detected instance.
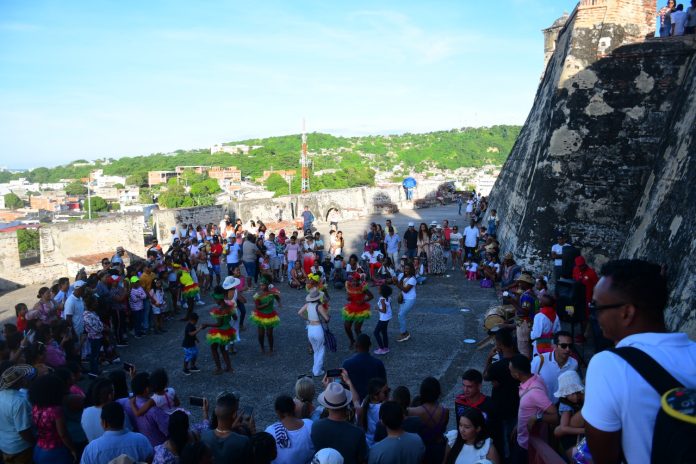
[1,126,520,192]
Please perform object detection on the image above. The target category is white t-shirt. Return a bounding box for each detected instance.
[63,294,85,335]
[401,276,417,300]
[463,226,479,248]
[530,351,578,402]
[465,200,474,213]
[449,232,463,248]
[466,262,478,273]
[226,242,241,264]
[582,332,696,464]
[377,296,392,321]
[264,419,315,464]
[152,387,177,414]
[530,312,561,355]
[551,243,568,267]
[454,437,491,464]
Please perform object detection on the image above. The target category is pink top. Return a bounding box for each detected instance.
[33,405,64,449]
[517,374,552,450]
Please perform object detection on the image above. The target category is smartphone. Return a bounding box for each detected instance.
[123,362,134,371]
[326,368,342,378]
[241,405,254,417]
[189,396,205,407]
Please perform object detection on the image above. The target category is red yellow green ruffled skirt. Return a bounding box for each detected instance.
[250,310,280,328]
[206,327,236,345]
[180,272,200,298]
[342,301,371,322]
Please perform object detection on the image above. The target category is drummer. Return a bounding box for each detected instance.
[499,273,537,358]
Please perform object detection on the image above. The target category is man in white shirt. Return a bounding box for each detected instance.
[225,238,241,275]
[384,227,401,270]
[530,331,578,402]
[550,234,570,283]
[582,259,696,464]
[463,219,479,258]
[64,280,87,337]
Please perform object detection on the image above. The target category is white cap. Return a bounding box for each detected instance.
[312,448,344,464]
[73,280,86,288]
[407,222,414,227]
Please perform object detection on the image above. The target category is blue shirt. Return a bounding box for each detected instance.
[342,353,387,401]
[80,429,153,464]
[0,389,33,454]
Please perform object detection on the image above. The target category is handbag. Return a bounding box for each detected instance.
[318,312,337,353]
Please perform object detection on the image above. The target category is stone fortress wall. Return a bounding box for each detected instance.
[488,0,696,336]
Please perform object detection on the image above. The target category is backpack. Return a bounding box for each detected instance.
[611,347,696,463]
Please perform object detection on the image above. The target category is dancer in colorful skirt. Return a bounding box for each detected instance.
[202,286,237,374]
[342,272,374,349]
[178,264,200,320]
[251,277,281,355]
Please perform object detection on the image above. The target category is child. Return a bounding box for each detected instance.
[149,278,167,334]
[553,371,588,462]
[182,313,203,375]
[131,368,180,416]
[466,260,478,280]
[14,303,27,334]
[373,284,392,355]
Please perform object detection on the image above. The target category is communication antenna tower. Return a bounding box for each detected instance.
[300,118,310,193]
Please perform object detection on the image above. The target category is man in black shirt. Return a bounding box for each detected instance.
[483,328,520,462]
[182,313,203,375]
[342,334,387,402]
[403,222,418,259]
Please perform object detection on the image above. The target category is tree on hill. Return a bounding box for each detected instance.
[65,182,87,195]
[113,183,125,190]
[4,192,23,209]
[84,196,108,213]
[158,184,187,209]
[265,173,289,197]
[125,173,147,187]
[190,178,222,196]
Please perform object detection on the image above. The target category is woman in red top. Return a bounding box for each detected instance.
[28,373,78,463]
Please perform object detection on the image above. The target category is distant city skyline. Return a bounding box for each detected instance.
[0,0,578,169]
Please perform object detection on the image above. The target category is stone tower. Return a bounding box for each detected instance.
[543,13,570,69]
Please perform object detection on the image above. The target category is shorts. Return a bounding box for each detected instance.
[152,305,163,315]
[197,264,210,275]
[183,346,199,362]
[451,245,461,253]
[270,256,282,270]
[211,264,221,275]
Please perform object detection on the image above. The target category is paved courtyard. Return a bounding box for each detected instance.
[0,205,498,429]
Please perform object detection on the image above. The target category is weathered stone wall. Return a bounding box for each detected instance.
[153,205,226,246]
[0,214,145,291]
[488,5,696,335]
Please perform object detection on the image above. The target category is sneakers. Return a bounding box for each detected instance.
[396,332,411,342]
[189,366,201,372]
[381,348,390,354]
[373,348,385,355]
[196,300,206,306]
[183,369,192,376]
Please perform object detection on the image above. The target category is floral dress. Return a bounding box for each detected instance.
[251,290,281,328]
[429,232,447,275]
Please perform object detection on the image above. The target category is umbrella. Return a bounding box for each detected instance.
[402,177,417,188]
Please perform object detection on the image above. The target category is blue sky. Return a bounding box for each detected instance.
[0,0,577,169]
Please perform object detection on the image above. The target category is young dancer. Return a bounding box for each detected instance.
[342,272,374,349]
[251,277,281,355]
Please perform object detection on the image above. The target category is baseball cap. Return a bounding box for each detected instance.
[130,276,140,284]
[73,280,86,289]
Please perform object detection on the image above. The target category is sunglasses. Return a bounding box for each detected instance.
[588,301,627,312]
[558,343,573,349]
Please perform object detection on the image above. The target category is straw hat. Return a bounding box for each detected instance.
[318,382,352,409]
[515,274,535,285]
[306,289,323,302]
[554,371,585,398]
[0,364,35,390]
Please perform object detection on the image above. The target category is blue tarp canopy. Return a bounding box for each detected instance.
[402,177,417,188]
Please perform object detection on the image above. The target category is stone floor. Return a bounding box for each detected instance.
[0,204,498,429]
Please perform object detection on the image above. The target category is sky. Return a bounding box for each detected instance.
[0,0,578,169]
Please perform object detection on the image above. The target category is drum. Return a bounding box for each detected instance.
[483,306,507,331]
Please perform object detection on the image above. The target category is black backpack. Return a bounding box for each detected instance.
[611,347,696,463]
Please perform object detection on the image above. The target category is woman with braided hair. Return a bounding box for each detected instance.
[342,272,374,349]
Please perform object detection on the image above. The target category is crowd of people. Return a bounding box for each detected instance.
[1,192,694,464]
[657,0,696,36]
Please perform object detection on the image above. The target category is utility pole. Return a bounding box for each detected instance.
[87,174,92,220]
[300,118,310,193]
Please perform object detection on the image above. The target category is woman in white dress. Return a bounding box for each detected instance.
[444,407,501,464]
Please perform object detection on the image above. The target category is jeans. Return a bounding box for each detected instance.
[406,248,417,259]
[307,324,325,376]
[33,445,73,464]
[88,338,102,374]
[133,309,145,335]
[142,299,151,331]
[374,320,389,349]
[398,298,416,334]
[238,301,247,328]
[243,261,257,283]
[287,260,296,281]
